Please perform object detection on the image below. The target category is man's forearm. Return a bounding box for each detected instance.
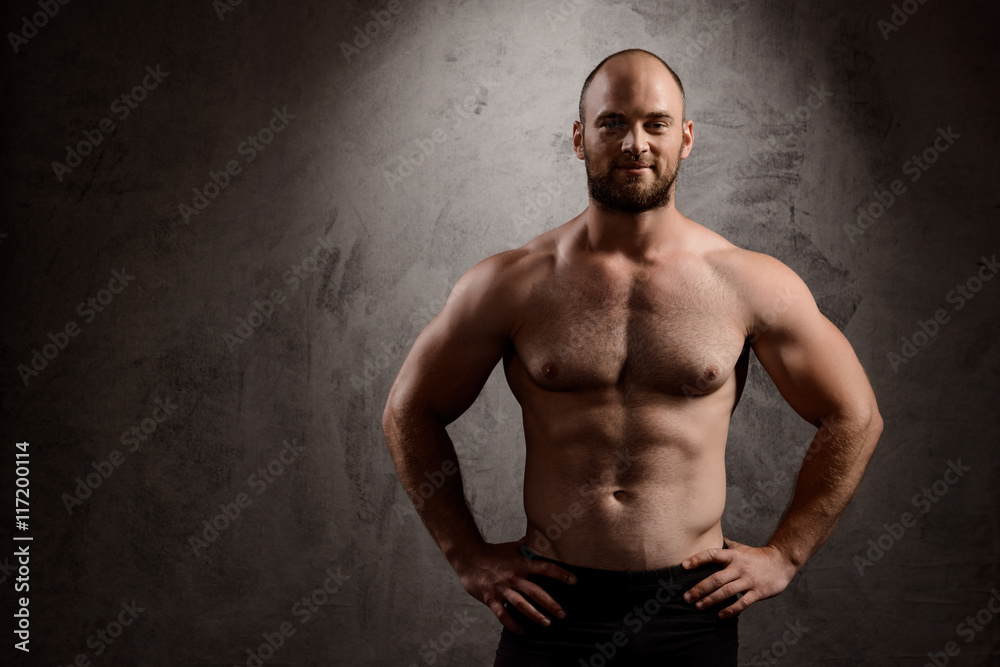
[766,410,883,570]
[383,407,485,568]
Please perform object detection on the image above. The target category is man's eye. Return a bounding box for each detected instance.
[601,121,623,128]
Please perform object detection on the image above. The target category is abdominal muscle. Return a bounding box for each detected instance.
[517,386,732,571]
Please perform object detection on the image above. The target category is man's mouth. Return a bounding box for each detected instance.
[615,162,653,171]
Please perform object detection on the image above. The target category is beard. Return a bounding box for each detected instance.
[584,143,683,214]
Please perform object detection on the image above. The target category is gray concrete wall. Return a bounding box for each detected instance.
[2,0,997,665]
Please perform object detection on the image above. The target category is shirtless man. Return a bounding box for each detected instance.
[382,49,883,665]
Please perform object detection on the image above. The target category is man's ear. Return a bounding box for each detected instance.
[680,119,694,160]
[572,120,585,160]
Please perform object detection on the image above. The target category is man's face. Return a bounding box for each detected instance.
[573,55,692,214]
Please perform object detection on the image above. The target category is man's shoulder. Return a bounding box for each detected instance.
[700,233,803,293]
[463,227,562,285]
[696,232,818,337]
[451,231,560,309]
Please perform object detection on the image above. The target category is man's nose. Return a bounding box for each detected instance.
[622,125,649,155]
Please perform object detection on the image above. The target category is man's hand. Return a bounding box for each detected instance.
[680,538,798,619]
[453,539,577,635]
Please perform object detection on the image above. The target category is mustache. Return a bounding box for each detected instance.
[614,158,656,169]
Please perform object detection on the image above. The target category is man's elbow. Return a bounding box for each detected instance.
[868,405,884,439]
[382,402,396,439]
[827,399,883,440]
[382,387,407,440]
[382,388,433,441]
[841,400,883,445]
[859,389,884,438]
[858,404,883,468]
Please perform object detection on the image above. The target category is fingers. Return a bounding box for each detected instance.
[490,600,524,635]
[688,576,745,610]
[682,545,733,569]
[683,567,741,605]
[504,559,576,627]
[513,578,567,621]
[719,589,758,619]
[479,542,579,632]
[519,560,575,620]
[504,589,554,628]
[527,559,577,585]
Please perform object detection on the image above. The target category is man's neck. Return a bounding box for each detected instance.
[580,199,687,261]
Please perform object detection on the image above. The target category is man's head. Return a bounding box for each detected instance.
[573,49,693,214]
[578,49,686,125]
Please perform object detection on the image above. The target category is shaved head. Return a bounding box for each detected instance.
[578,49,685,125]
[572,48,693,214]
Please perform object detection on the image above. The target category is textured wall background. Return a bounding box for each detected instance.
[1,0,997,665]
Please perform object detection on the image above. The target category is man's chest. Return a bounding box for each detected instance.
[508,263,749,396]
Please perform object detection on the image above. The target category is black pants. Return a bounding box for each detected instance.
[494,542,738,666]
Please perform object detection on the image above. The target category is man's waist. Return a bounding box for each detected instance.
[517,541,729,589]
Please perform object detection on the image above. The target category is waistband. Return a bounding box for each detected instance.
[519,540,728,587]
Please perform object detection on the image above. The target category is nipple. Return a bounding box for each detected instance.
[542,362,559,379]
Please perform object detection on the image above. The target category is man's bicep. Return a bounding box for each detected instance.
[387,258,513,426]
[749,264,877,426]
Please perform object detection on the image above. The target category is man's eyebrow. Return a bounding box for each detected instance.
[593,110,676,122]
